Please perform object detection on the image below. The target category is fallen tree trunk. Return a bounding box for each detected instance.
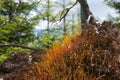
[0,44,38,51]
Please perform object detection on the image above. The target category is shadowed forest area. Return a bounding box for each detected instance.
[0,0,120,80]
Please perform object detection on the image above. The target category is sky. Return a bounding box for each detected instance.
[35,0,118,29]
[88,0,117,20]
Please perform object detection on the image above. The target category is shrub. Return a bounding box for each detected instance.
[1,21,120,80]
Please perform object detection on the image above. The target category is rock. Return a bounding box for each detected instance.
[0,52,30,73]
[31,50,45,62]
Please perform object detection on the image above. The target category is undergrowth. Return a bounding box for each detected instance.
[2,21,120,80]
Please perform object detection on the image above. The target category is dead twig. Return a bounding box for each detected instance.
[59,0,78,21]
[96,74,106,80]
[51,0,78,28]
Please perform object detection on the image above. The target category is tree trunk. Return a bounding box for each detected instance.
[47,0,50,32]
[63,0,67,36]
[72,13,75,35]
[77,0,95,27]
[63,17,67,36]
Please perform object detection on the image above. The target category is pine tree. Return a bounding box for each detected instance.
[104,0,120,25]
[0,0,41,60]
[0,0,38,44]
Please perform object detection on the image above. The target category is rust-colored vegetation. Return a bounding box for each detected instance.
[0,21,120,80]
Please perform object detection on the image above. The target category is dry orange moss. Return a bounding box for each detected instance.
[26,33,94,80]
[28,23,119,80]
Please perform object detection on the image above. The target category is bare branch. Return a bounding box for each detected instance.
[96,74,106,80]
[51,0,78,28]
[0,44,39,51]
[59,0,78,21]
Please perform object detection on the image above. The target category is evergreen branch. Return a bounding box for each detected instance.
[0,0,22,27]
[11,0,22,19]
[0,0,42,28]
[20,0,42,24]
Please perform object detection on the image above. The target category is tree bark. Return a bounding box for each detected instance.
[77,0,95,26]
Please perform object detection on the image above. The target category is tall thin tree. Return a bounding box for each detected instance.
[47,0,50,32]
[71,13,75,35]
[63,0,67,36]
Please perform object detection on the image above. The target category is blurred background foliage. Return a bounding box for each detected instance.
[104,0,120,28]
